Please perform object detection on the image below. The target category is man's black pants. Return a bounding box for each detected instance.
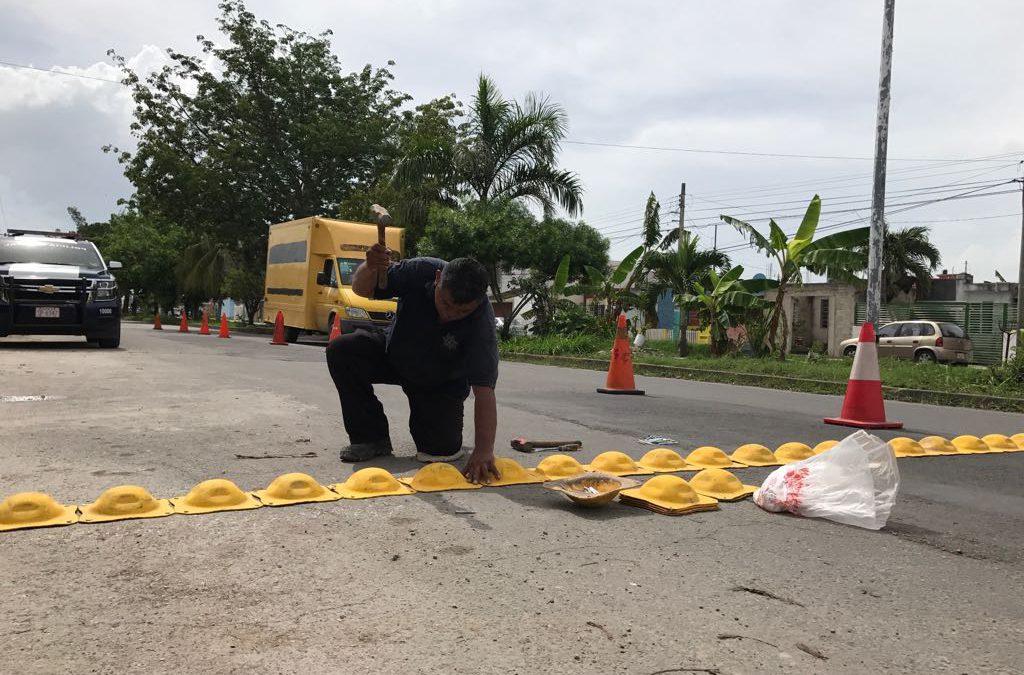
[326,329,468,455]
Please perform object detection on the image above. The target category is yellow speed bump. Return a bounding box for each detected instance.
[171,479,262,515]
[690,469,758,502]
[774,442,814,464]
[636,448,689,473]
[812,440,839,455]
[619,475,719,515]
[730,444,779,467]
[686,446,744,469]
[952,435,998,454]
[981,434,1018,452]
[399,463,481,492]
[79,485,173,523]
[585,451,650,476]
[919,436,960,455]
[533,454,586,480]
[0,492,78,531]
[330,468,414,499]
[888,437,932,458]
[482,458,546,487]
[253,472,341,506]
[1011,433,1024,450]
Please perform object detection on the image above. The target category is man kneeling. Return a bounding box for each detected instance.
[326,246,500,483]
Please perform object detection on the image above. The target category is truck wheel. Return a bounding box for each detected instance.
[94,323,121,349]
[284,326,301,343]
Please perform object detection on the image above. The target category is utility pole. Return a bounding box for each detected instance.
[865,0,896,327]
[1016,178,1024,332]
[677,182,686,251]
[712,221,719,251]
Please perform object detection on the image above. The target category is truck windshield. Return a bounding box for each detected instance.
[337,258,362,286]
[0,238,103,270]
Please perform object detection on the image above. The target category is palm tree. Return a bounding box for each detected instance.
[877,225,941,301]
[644,235,729,356]
[722,195,869,359]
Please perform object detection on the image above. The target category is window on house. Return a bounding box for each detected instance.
[820,298,829,329]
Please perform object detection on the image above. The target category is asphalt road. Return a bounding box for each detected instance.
[2,323,1022,673]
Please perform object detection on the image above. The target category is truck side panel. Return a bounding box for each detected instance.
[264,218,315,330]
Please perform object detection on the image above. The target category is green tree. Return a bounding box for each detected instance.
[874,225,941,301]
[574,246,646,320]
[680,265,765,356]
[643,235,730,356]
[107,1,410,322]
[642,192,661,249]
[396,74,583,218]
[722,195,869,359]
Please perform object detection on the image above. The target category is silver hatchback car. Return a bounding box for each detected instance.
[840,320,973,364]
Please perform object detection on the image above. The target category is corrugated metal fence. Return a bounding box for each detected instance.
[854,301,1016,365]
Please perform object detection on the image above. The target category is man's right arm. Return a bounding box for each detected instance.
[351,243,391,299]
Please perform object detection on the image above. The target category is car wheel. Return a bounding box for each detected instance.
[284,326,301,343]
[914,350,937,363]
[843,345,857,357]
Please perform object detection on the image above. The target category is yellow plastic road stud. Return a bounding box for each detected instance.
[586,451,649,476]
[685,446,744,469]
[981,434,1018,452]
[331,468,414,499]
[774,442,815,464]
[399,463,482,492]
[533,454,586,480]
[171,479,262,515]
[619,475,719,514]
[482,458,546,487]
[888,437,930,458]
[636,448,689,472]
[729,444,779,467]
[1011,433,1024,450]
[0,492,78,531]
[919,436,961,455]
[79,485,173,523]
[689,468,758,502]
[812,440,839,455]
[253,472,342,506]
[952,435,997,454]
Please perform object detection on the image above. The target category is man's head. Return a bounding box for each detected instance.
[434,257,488,323]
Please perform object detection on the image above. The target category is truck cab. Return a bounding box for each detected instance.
[0,230,122,347]
[263,217,404,341]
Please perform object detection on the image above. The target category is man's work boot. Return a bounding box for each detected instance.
[339,439,393,463]
[415,448,466,463]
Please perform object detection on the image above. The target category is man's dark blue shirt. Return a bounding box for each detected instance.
[373,257,499,390]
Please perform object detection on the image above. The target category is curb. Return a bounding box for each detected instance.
[501,352,1024,413]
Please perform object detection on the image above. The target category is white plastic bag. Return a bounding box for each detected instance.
[753,430,900,530]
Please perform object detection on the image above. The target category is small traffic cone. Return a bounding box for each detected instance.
[199,309,211,335]
[179,313,189,333]
[328,312,342,342]
[597,313,644,395]
[270,310,288,346]
[218,313,231,339]
[153,313,163,330]
[825,323,902,429]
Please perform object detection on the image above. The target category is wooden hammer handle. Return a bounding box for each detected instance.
[376,222,387,289]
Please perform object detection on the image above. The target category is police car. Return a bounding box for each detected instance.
[0,230,122,348]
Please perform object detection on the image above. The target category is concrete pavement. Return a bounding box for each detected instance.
[1,323,1022,673]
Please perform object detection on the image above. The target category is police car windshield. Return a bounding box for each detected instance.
[0,238,103,270]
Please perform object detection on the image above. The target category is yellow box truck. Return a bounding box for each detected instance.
[263,216,405,341]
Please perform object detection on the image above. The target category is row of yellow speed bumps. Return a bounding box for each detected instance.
[3,433,1020,532]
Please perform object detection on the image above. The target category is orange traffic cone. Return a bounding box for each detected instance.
[825,323,902,429]
[597,313,644,395]
[270,310,288,346]
[153,312,163,330]
[328,312,342,342]
[199,309,211,335]
[218,313,231,339]
[179,313,189,333]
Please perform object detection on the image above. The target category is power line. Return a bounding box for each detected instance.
[564,139,1024,163]
[0,59,124,84]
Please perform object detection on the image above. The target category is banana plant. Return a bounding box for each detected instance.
[679,265,767,356]
[569,245,645,319]
[721,195,869,359]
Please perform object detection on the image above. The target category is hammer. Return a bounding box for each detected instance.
[369,204,392,290]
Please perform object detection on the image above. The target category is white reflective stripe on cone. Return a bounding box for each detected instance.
[850,341,881,382]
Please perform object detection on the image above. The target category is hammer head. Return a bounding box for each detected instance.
[370,203,393,227]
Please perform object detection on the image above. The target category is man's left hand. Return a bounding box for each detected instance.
[464,450,500,484]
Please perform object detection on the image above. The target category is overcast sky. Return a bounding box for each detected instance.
[1,1,1021,280]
